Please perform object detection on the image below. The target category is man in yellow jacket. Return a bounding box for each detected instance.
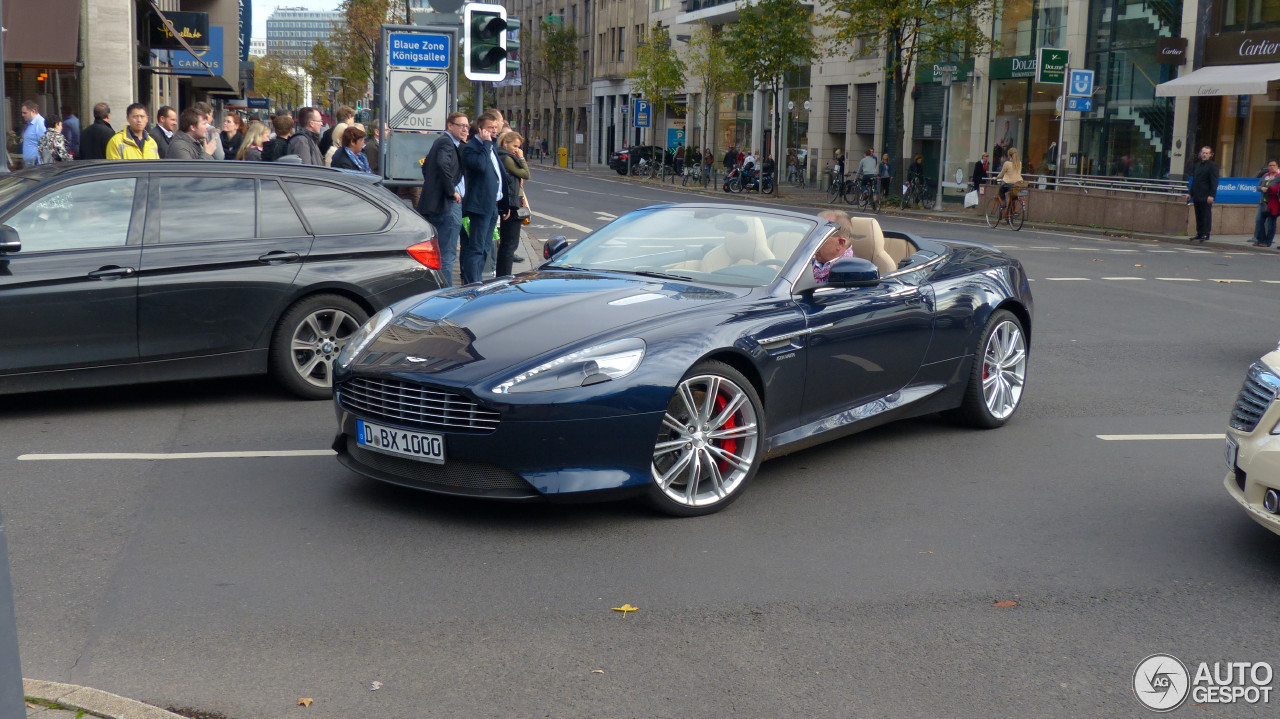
[105,103,160,160]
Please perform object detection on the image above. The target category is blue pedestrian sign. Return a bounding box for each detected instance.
[387,32,451,69]
[1068,69,1094,97]
[633,99,651,128]
[1066,96,1093,112]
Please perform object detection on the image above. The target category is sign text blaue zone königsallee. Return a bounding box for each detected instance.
[388,33,451,69]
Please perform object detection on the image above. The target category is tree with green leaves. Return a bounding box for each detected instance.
[628,24,687,170]
[253,53,304,110]
[682,23,739,165]
[724,0,817,194]
[823,0,997,180]
[535,16,579,154]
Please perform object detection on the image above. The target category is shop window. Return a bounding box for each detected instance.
[1223,0,1280,31]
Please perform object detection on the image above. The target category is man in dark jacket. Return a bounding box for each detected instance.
[79,103,114,160]
[418,112,468,285]
[971,152,990,191]
[263,115,293,162]
[460,111,504,285]
[165,108,211,159]
[287,107,324,165]
[1186,146,1220,242]
[150,106,177,157]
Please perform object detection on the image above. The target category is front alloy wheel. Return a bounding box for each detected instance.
[648,362,763,516]
[947,309,1027,428]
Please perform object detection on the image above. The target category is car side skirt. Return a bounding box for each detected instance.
[0,350,266,396]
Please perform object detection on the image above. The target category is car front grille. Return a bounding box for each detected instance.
[338,377,500,434]
[1230,363,1280,432]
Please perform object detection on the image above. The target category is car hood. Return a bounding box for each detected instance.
[350,270,743,384]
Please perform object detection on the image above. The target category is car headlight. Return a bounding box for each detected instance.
[337,307,396,369]
[492,338,645,394]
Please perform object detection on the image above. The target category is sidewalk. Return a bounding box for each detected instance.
[23,679,187,719]
[532,160,1261,250]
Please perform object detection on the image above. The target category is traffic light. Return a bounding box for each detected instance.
[505,17,521,80]
[464,3,508,82]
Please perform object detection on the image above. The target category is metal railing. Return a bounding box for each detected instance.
[1003,173,1187,197]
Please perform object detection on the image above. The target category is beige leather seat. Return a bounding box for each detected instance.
[699,216,775,272]
[881,235,917,266]
[846,217,896,275]
[768,231,806,262]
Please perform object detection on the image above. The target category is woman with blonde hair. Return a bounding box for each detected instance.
[236,120,270,161]
[495,130,531,276]
[993,146,1024,216]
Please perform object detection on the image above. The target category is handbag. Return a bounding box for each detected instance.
[963,190,979,209]
[519,194,532,225]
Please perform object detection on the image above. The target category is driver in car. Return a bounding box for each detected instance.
[812,210,855,283]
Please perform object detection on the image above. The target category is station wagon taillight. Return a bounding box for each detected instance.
[408,238,441,270]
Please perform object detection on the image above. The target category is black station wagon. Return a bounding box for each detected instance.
[0,161,444,399]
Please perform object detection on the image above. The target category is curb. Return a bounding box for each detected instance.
[24,679,186,719]
[534,163,1267,253]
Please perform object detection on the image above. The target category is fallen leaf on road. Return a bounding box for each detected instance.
[612,603,639,614]
[298,698,314,707]
[370,681,383,691]
[918,551,933,554]
[592,670,605,674]
[1135,264,1144,267]
[992,600,1018,607]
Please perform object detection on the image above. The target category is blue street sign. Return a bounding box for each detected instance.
[388,32,451,69]
[169,25,224,76]
[1069,69,1095,97]
[633,99,651,128]
[1066,96,1093,112]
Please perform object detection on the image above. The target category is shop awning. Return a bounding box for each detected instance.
[2,0,80,65]
[1155,62,1280,97]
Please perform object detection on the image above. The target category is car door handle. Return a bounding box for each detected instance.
[87,265,136,279]
[258,251,301,265]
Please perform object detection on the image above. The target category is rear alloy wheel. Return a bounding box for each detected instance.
[271,294,368,400]
[946,309,1027,428]
[648,362,764,516]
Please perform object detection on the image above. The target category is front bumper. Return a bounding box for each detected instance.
[333,404,665,502]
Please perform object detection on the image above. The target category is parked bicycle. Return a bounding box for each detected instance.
[854,173,880,213]
[681,163,704,187]
[900,176,933,209]
[826,171,856,204]
[985,186,1027,230]
[787,163,807,188]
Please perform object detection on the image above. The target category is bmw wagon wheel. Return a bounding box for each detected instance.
[648,362,764,517]
[947,309,1028,428]
[270,294,368,400]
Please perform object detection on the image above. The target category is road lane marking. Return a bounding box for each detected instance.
[1209,278,1252,283]
[18,450,337,461]
[1096,434,1224,441]
[1102,276,1146,280]
[595,212,617,219]
[546,189,569,194]
[1156,277,1199,281]
[1043,277,1091,281]
[1263,280,1280,284]
[530,211,594,232]
[1107,249,1139,252]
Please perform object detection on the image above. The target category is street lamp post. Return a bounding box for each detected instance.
[935,67,954,211]
[327,75,344,119]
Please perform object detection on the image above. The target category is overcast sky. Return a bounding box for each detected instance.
[252,1,344,41]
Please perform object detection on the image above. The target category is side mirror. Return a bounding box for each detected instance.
[0,225,19,255]
[827,257,880,287]
[543,234,570,260]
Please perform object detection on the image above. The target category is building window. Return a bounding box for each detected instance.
[654,0,671,9]
[1222,0,1280,31]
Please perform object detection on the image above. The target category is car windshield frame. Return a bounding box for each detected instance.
[0,176,37,211]
[544,206,817,289]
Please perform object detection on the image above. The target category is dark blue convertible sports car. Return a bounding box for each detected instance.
[332,204,1032,516]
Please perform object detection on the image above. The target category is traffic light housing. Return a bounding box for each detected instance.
[464,3,508,82]
[505,17,521,80]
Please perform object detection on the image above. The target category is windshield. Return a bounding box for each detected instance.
[547,207,816,288]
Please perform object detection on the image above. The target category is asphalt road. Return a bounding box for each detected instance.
[3,169,1279,718]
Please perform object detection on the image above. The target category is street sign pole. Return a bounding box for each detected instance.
[0,508,25,719]
[1056,71,1067,188]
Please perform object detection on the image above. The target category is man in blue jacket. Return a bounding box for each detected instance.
[460,111,504,284]
[417,111,469,285]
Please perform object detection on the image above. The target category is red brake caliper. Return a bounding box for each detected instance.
[713,393,737,473]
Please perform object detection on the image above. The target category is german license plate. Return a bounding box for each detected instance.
[356,419,445,464]
[1225,436,1239,473]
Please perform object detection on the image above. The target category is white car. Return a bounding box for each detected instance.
[1224,349,1280,536]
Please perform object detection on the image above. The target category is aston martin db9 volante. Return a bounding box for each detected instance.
[332,204,1032,515]
[0,161,444,399]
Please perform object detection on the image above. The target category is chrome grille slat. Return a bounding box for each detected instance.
[1229,363,1280,432]
[338,377,501,434]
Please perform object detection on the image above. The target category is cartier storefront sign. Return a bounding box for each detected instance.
[1206,29,1280,66]
[1157,37,1187,65]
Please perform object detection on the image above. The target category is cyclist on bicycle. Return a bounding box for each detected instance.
[833,149,846,181]
[858,149,879,197]
[994,146,1024,213]
[908,154,925,185]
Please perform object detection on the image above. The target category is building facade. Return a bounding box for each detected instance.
[265,7,342,63]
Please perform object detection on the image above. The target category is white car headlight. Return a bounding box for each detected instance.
[337,307,396,369]
[493,338,645,394]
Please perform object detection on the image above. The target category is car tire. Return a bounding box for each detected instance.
[946,309,1028,428]
[646,361,765,517]
[270,293,369,400]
